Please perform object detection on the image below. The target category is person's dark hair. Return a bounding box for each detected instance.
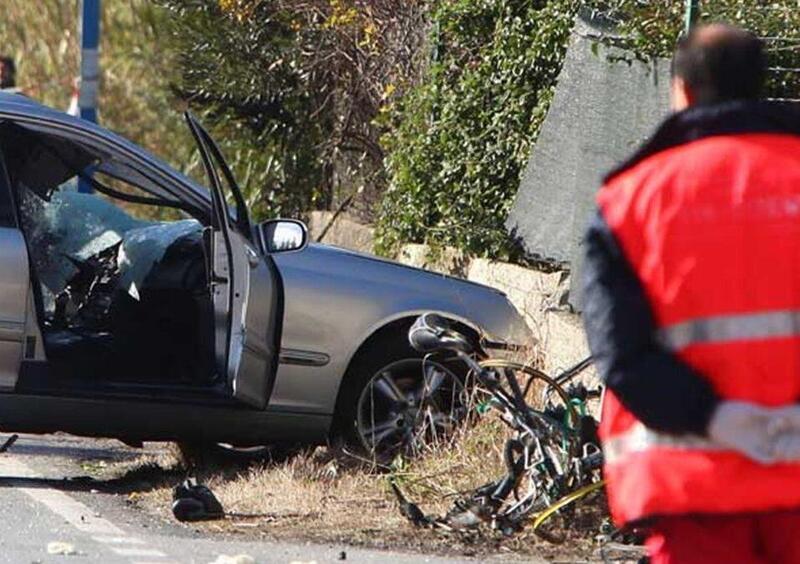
[672,24,765,105]
[0,56,16,89]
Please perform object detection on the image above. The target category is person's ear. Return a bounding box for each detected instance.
[671,76,695,111]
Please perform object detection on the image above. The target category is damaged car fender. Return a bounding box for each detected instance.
[268,243,531,416]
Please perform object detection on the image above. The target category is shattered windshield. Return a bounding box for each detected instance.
[1,120,210,317]
[19,182,202,315]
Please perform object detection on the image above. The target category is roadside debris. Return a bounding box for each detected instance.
[208,555,256,564]
[172,478,224,522]
[46,541,79,556]
[390,482,430,527]
[0,433,18,453]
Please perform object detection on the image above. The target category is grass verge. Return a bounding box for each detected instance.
[100,412,609,561]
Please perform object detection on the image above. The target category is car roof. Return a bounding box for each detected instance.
[0,91,102,132]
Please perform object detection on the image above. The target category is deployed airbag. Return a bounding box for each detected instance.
[20,190,202,306]
[118,220,203,298]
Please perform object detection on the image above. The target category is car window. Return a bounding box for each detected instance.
[89,168,188,223]
[8,119,206,206]
[0,121,96,201]
[0,120,210,222]
[17,166,201,319]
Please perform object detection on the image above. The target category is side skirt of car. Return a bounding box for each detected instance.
[0,393,331,447]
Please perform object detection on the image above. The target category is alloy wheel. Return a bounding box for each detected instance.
[355,358,468,459]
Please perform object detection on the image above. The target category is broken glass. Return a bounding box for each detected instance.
[19,187,201,313]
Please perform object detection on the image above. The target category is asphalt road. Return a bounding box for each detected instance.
[0,434,537,564]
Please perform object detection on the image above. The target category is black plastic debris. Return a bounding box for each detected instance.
[0,434,18,453]
[172,478,224,522]
[390,482,430,528]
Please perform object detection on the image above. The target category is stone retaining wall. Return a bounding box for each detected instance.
[307,211,375,254]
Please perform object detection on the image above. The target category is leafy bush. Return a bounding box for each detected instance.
[5,1,797,244]
[158,0,428,221]
[376,0,577,259]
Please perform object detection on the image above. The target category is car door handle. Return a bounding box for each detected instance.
[246,247,260,268]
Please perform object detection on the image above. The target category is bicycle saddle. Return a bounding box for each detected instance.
[408,312,473,354]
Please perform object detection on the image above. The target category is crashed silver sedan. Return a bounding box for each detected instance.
[0,92,530,457]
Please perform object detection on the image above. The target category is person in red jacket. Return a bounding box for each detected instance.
[581,23,800,564]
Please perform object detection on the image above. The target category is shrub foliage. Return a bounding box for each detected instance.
[5,1,799,250]
[375,0,578,259]
[158,0,428,221]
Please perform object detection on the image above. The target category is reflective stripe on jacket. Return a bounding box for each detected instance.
[584,101,800,525]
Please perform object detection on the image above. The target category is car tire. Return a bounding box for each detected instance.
[333,328,468,462]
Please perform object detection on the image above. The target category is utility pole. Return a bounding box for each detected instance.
[684,0,700,36]
[78,0,100,193]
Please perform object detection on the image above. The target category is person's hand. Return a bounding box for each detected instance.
[707,401,779,464]
[708,402,800,464]
[765,405,800,463]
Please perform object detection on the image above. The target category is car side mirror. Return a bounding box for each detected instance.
[257,219,309,254]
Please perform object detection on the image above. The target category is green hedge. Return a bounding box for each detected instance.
[376,0,577,259]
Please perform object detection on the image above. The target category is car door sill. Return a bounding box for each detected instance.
[16,361,243,407]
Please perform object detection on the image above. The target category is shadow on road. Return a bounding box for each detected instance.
[0,461,185,495]
[4,442,143,460]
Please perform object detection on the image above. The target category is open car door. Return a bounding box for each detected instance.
[185,113,278,408]
[0,150,31,391]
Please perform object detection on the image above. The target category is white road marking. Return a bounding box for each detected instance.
[93,536,147,545]
[0,455,175,563]
[0,456,125,536]
[111,547,168,558]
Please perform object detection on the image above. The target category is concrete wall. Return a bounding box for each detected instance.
[466,259,591,378]
[307,211,375,254]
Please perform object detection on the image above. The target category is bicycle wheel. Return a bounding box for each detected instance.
[477,359,580,440]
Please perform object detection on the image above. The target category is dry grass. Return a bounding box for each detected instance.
[117,446,490,556]
[103,415,603,560]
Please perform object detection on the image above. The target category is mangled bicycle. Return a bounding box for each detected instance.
[391,312,605,543]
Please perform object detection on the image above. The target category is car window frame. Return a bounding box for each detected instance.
[0,141,18,229]
[0,113,213,226]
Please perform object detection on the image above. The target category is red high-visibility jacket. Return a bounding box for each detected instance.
[582,101,800,525]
